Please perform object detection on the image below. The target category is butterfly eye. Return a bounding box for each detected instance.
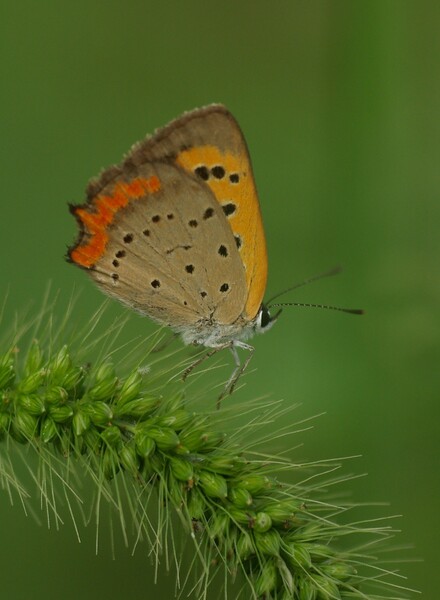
[260,306,272,329]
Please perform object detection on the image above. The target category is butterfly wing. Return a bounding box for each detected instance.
[68,161,248,329]
[85,105,268,321]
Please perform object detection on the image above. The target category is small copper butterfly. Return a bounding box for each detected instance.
[67,105,272,395]
[67,105,361,397]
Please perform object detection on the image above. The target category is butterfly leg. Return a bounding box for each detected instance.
[182,346,223,382]
[217,342,255,408]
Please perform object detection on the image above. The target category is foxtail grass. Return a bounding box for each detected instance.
[0,296,415,599]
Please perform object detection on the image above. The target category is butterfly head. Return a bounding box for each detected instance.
[254,304,281,336]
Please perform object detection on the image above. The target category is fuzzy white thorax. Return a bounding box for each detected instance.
[177,306,276,348]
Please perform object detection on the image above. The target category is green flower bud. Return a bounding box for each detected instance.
[147,426,179,451]
[141,458,155,480]
[40,417,58,443]
[209,511,230,539]
[265,500,302,525]
[254,511,272,533]
[228,507,255,526]
[62,366,85,391]
[149,452,164,473]
[102,448,120,480]
[314,575,341,600]
[255,560,277,596]
[100,425,121,448]
[117,370,142,404]
[174,444,190,455]
[187,488,205,519]
[114,395,159,418]
[49,346,71,383]
[200,430,226,450]
[158,409,194,430]
[88,376,119,401]
[254,529,281,556]
[169,456,194,482]
[229,486,253,508]
[58,429,73,456]
[285,542,312,568]
[167,476,185,507]
[198,470,228,499]
[179,428,206,452]
[18,369,45,394]
[24,342,43,375]
[49,404,74,423]
[73,410,90,436]
[83,401,113,425]
[298,576,318,600]
[45,386,68,405]
[239,474,272,495]
[135,431,156,459]
[321,562,357,582]
[277,558,294,597]
[13,408,38,440]
[83,428,101,453]
[0,360,15,389]
[208,454,245,475]
[94,362,116,383]
[19,394,46,416]
[119,443,140,474]
[236,531,255,560]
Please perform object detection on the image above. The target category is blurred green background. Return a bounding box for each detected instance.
[1,1,438,597]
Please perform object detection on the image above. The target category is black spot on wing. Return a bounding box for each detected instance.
[222,203,236,216]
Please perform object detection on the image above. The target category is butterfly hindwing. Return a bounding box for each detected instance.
[69,161,248,328]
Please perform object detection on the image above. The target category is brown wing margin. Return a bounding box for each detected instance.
[84,104,239,200]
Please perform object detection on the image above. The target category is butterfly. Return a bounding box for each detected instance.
[67,105,362,399]
[67,105,277,397]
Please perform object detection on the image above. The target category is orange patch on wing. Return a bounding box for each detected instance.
[176,146,267,320]
[70,175,160,268]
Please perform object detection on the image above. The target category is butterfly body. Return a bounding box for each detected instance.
[68,106,275,382]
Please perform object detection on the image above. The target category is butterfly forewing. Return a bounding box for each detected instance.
[68,105,268,335]
[127,105,267,320]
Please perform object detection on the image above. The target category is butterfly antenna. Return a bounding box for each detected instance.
[270,302,364,315]
[266,266,343,306]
